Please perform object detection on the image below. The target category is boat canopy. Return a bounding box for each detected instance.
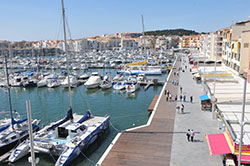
[126,60,147,66]
[11,118,27,125]
[0,124,10,132]
[28,72,33,76]
[47,108,73,131]
[77,111,91,123]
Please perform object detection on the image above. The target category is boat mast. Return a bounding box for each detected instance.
[61,0,72,109]
[3,47,14,129]
[141,15,146,58]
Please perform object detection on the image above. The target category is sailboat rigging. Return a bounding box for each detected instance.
[9,1,110,165]
[0,47,40,157]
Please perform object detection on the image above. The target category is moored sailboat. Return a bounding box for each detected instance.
[8,1,109,165]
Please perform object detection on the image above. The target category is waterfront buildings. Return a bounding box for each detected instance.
[195,19,250,76]
[183,18,250,165]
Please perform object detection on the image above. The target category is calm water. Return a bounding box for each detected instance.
[0,69,167,166]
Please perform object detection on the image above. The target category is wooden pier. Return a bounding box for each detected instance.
[99,58,180,166]
[148,94,159,112]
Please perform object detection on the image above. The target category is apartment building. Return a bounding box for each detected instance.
[221,20,250,74]
[181,35,200,48]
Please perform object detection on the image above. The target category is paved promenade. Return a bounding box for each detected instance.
[99,57,180,166]
[98,54,222,166]
[170,54,221,166]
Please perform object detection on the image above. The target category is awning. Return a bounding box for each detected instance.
[206,133,232,155]
[200,94,210,101]
[237,155,250,164]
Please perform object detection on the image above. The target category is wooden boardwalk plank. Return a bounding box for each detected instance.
[101,58,180,166]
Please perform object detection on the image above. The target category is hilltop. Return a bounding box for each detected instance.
[145,28,202,36]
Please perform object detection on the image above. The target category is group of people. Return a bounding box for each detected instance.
[165,89,172,101]
[186,129,195,142]
[176,104,184,114]
[179,87,193,103]
[171,79,179,86]
[173,72,179,76]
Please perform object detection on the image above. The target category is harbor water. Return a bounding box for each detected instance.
[0,68,167,166]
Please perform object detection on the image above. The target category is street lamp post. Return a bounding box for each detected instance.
[212,56,217,119]
[238,77,247,166]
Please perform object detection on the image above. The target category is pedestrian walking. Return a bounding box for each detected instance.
[180,87,182,93]
[190,96,193,103]
[167,90,170,96]
[176,72,179,76]
[174,72,176,76]
[186,129,191,142]
[166,93,169,102]
[183,95,186,102]
[181,104,184,113]
[164,89,166,95]
[175,95,178,101]
[169,93,172,101]
[190,129,195,142]
[180,94,182,101]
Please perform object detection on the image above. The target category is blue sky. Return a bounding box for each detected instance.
[0,0,249,41]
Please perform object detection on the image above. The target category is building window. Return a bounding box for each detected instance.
[244,43,249,48]
[237,66,240,72]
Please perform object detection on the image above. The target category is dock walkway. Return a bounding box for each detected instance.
[99,58,180,166]
[99,53,222,166]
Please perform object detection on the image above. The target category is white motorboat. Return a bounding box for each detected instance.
[37,78,48,87]
[84,72,102,89]
[100,80,112,89]
[61,76,79,88]
[100,75,112,89]
[10,76,22,87]
[78,73,90,80]
[125,76,140,93]
[113,81,126,90]
[125,82,140,93]
[47,79,61,88]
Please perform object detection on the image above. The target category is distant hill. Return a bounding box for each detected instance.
[145,29,200,36]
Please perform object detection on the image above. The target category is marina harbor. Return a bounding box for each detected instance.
[1,1,250,166]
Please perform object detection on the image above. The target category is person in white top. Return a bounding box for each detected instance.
[190,129,195,142]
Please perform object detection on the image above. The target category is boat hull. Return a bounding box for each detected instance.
[85,83,100,89]
[0,125,39,157]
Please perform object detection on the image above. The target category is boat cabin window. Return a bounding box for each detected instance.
[11,136,17,140]
[20,131,26,136]
[58,127,68,138]
[79,125,86,131]
[71,130,77,133]
[3,139,9,143]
